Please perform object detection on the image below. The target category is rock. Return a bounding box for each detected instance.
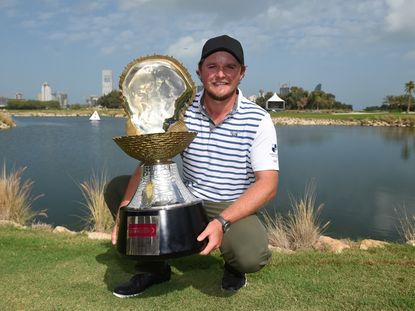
[359,239,389,250]
[314,235,351,253]
[406,240,415,247]
[30,222,53,231]
[87,232,111,240]
[53,226,76,235]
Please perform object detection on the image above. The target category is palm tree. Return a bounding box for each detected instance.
[405,81,415,113]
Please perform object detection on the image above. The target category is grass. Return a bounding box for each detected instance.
[0,111,15,127]
[0,163,45,225]
[79,171,114,232]
[265,182,329,251]
[395,205,415,242]
[0,225,414,311]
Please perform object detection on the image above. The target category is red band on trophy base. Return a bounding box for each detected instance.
[128,224,157,237]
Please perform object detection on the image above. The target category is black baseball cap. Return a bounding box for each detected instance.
[199,35,244,65]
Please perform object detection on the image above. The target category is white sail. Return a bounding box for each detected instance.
[89,111,101,121]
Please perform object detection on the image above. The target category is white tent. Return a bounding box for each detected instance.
[266,93,285,111]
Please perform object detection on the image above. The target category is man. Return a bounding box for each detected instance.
[105,34,279,298]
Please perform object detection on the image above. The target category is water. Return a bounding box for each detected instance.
[1,117,414,241]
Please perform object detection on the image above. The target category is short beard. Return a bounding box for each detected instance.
[204,89,236,101]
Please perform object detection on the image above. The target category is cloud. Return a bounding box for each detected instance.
[166,36,205,60]
[250,0,389,53]
[385,0,415,37]
[7,0,412,60]
[403,50,415,60]
[118,0,151,10]
[0,0,18,9]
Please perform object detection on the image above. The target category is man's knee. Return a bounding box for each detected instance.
[221,241,271,273]
[220,215,271,273]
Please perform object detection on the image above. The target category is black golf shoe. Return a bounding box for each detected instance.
[113,264,171,298]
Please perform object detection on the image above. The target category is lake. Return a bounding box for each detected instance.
[1,116,414,242]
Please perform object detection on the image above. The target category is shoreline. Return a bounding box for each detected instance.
[271,117,409,127]
[2,111,415,128]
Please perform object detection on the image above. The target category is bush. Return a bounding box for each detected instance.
[80,171,114,232]
[395,205,415,242]
[0,164,45,225]
[265,181,329,250]
[0,111,15,127]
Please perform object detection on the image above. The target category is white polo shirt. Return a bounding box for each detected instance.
[182,89,279,202]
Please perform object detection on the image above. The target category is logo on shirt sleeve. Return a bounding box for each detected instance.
[272,144,277,153]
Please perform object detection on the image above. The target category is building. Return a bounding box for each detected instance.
[248,95,258,102]
[0,96,7,108]
[279,83,290,97]
[86,95,100,107]
[39,82,53,101]
[57,93,68,108]
[15,93,23,100]
[102,69,113,95]
[314,83,322,91]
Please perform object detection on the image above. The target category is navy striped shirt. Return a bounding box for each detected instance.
[182,89,279,202]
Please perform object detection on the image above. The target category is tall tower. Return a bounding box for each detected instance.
[41,82,52,101]
[102,69,113,96]
[279,83,290,97]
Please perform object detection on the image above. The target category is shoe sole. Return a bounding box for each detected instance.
[112,277,171,298]
[112,291,144,298]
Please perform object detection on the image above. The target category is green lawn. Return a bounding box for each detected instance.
[0,225,414,311]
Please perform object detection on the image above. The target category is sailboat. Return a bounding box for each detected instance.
[89,110,101,121]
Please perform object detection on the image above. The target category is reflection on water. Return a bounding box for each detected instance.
[273,125,415,241]
[1,119,414,242]
[378,127,415,160]
[279,126,334,146]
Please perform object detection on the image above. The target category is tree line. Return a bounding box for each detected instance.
[255,87,352,111]
[6,99,61,110]
[5,80,413,112]
[95,90,122,108]
[3,91,123,110]
[365,81,414,112]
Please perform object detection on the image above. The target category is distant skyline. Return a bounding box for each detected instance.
[1,0,414,110]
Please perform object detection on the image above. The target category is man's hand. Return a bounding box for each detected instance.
[197,219,223,255]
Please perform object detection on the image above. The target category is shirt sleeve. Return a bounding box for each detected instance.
[250,113,279,171]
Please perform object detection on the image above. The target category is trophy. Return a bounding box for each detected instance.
[113,55,208,260]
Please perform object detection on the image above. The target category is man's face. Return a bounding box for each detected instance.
[198,51,245,101]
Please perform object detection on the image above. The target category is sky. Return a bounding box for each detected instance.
[0,0,414,110]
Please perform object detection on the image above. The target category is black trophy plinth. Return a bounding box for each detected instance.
[117,201,208,260]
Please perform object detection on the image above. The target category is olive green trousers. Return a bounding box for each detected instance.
[104,175,271,274]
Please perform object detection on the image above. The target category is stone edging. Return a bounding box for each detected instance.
[2,220,413,251]
[272,117,414,127]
